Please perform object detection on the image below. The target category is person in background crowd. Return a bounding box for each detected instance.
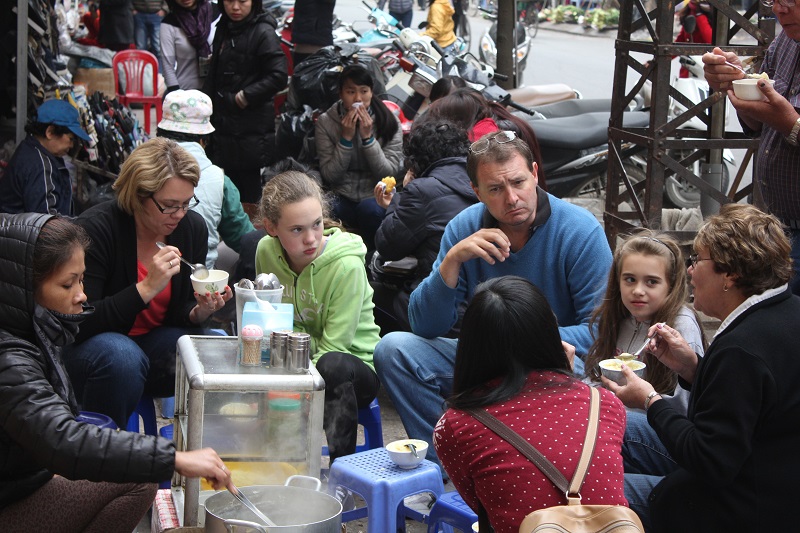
[157,89,255,269]
[428,75,467,103]
[607,204,800,532]
[702,0,800,294]
[0,99,91,216]
[315,64,403,252]
[378,0,413,30]
[434,276,628,533]
[372,118,476,335]
[291,0,336,66]
[203,0,288,204]
[424,0,457,53]
[132,0,168,69]
[63,138,231,428]
[0,213,232,532]
[99,0,135,51]
[161,0,217,93]
[374,130,612,471]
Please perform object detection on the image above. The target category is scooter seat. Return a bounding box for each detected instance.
[507,83,577,107]
[531,111,650,150]
[530,98,614,119]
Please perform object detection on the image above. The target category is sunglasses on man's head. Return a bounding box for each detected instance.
[468,131,517,155]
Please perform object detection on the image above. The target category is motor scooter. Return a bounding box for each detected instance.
[479,8,531,86]
[637,53,735,209]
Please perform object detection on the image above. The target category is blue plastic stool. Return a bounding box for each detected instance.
[126,396,158,435]
[77,411,118,429]
[160,396,175,419]
[158,424,175,489]
[322,398,383,456]
[328,447,446,532]
[426,491,477,533]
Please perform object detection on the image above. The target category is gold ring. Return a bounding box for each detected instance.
[168,260,174,268]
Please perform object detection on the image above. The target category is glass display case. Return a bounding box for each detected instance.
[170,335,325,526]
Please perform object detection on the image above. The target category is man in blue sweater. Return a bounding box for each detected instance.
[373,130,613,469]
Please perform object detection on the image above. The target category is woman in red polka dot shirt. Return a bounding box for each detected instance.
[433,276,629,532]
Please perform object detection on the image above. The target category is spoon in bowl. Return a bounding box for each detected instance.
[405,443,420,459]
[155,241,209,280]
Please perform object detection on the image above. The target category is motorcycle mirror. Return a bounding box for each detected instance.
[417,21,428,29]
[683,14,696,35]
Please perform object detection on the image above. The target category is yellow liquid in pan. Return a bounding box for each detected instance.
[200,461,298,490]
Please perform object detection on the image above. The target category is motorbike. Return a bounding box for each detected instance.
[517,98,651,200]
[479,9,531,87]
[637,53,735,209]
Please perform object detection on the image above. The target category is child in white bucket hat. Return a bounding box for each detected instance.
[158,90,254,270]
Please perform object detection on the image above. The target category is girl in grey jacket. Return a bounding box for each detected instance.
[315,64,403,250]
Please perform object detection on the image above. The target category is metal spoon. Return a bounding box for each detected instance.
[155,241,209,279]
[228,482,277,527]
[406,443,420,458]
[724,60,749,76]
[618,327,661,362]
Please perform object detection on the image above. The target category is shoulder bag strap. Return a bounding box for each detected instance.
[465,386,601,496]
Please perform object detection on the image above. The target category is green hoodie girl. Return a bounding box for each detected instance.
[254,171,380,464]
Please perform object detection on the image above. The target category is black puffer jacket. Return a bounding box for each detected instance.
[204,5,288,173]
[375,157,478,285]
[291,0,335,47]
[0,214,175,510]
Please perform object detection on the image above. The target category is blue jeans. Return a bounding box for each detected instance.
[622,410,678,531]
[134,11,162,69]
[390,9,413,29]
[373,332,586,470]
[332,195,385,252]
[63,326,208,427]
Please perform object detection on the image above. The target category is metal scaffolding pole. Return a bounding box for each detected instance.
[604,0,773,247]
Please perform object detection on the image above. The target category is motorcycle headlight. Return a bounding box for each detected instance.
[408,41,427,55]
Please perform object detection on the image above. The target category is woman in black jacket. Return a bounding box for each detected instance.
[203,0,288,203]
[372,118,477,334]
[0,214,231,531]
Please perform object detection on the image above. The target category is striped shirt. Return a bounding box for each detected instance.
[755,32,800,223]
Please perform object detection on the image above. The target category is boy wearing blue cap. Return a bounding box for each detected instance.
[0,99,91,216]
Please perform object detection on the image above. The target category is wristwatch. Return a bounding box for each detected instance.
[786,116,800,146]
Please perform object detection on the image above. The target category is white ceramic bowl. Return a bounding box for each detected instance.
[732,78,775,101]
[190,268,229,295]
[386,439,428,469]
[599,359,646,386]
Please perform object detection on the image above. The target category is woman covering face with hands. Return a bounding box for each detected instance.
[0,214,231,532]
[603,204,800,533]
[63,138,232,429]
[315,64,403,252]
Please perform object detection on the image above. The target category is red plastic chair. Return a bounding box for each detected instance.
[112,49,162,135]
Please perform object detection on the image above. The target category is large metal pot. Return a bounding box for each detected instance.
[204,476,342,533]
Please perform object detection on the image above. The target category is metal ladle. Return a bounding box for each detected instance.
[228,482,277,527]
[155,241,209,279]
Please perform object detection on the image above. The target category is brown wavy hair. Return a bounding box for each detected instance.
[585,229,703,394]
[695,204,792,297]
[258,170,342,231]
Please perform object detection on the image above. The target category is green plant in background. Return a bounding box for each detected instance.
[584,8,619,30]
[554,4,583,23]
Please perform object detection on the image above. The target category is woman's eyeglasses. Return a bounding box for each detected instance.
[688,253,713,268]
[761,0,795,7]
[468,130,517,155]
[150,195,200,214]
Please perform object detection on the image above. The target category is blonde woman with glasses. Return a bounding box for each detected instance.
[62,138,232,428]
[701,0,800,295]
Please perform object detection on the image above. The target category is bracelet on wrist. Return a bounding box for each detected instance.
[361,135,375,146]
[644,390,662,411]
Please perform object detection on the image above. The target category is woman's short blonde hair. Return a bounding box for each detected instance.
[112,138,200,215]
[695,204,793,297]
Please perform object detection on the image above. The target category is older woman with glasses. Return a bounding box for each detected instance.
[63,138,232,428]
[605,204,800,532]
